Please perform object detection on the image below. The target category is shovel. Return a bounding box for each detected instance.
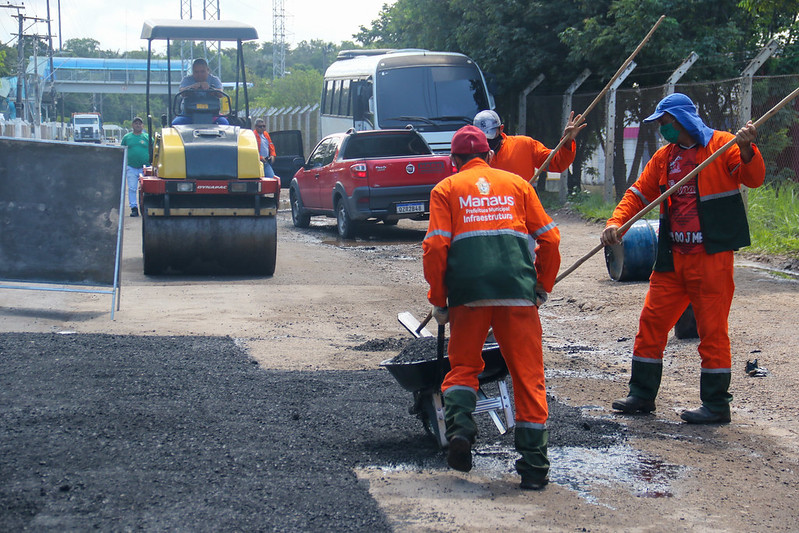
[436,323,446,388]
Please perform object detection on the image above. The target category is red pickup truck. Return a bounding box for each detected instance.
[289,128,455,238]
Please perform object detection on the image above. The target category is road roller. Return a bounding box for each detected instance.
[137,19,279,275]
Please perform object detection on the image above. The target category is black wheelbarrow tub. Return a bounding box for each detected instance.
[380,342,508,393]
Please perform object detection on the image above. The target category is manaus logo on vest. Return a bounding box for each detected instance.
[476,176,491,195]
[459,194,515,208]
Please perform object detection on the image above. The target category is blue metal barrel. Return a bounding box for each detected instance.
[604,220,659,281]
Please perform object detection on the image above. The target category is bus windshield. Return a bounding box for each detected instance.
[376,64,489,131]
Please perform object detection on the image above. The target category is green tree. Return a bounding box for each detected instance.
[0,45,10,77]
[250,67,322,109]
[62,38,102,57]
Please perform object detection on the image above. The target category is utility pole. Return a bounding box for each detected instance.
[12,12,51,127]
[272,0,286,79]
[12,8,25,118]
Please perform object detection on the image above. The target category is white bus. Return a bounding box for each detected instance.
[321,49,495,153]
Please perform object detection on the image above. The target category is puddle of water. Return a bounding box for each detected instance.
[545,368,616,381]
[549,444,683,505]
[738,261,799,281]
[371,441,682,506]
[321,239,414,248]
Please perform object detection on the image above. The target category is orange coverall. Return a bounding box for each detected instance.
[490,133,576,183]
[423,157,560,425]
[607,130,765,408]
[254,129,276,159]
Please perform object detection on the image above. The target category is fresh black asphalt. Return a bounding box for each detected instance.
[1,333,624,531]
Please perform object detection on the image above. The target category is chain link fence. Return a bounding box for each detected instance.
[527,74,799,200]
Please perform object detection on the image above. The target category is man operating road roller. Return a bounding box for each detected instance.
[422,125,561,490]
[601,93,765,424]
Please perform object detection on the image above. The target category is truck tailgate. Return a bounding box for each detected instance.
[365,156,452,189]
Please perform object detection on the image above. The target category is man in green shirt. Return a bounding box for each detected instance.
[120,117,150,217]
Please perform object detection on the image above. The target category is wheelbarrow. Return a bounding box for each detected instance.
[380,311,516,448]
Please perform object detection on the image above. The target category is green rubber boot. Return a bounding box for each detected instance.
[443,387,478,472]
[700,371,732,416]
[628,358,663,401]
[515,425,549,490]
[443,387,478,442]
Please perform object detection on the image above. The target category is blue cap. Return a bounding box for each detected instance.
[644,93,714,147]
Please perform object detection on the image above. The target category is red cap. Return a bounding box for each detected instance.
[450,125,490,155]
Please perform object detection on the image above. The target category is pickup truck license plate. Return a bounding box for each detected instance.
[396,202,425,214]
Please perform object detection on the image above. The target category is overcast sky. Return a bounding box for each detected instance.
[0,0,392,53]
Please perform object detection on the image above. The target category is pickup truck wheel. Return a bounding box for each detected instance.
[290,189,311,228]
[336,199,358,239]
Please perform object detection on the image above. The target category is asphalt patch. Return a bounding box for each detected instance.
[350,337,411,352]
[1,333,625,530]
[390,336,448,364]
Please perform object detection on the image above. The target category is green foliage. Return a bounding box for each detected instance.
[536,190,563,212]
[62,38,104,58]
[566,189,616,222]
[249,68,323,109]
[747,182,799,256]
[0,43,17,77]
[566,188,659,222]
[751,78,799,187]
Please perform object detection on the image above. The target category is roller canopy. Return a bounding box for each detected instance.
[141,19,258,41]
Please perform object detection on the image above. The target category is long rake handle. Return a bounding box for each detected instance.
[530,15,667,184]
[554,84,799,285]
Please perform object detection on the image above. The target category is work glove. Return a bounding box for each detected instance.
[534,284,549,307]
[432,306,449,325]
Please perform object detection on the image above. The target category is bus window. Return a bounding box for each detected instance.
[376,65,489,129]
[321,80,329,114]
[339,80,351,117]
[329,80,340,116]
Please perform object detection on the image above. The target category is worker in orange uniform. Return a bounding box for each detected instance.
[473,109,586,183]
[423,125,561,490]
[253,118,277,178]
[601,93,765,424]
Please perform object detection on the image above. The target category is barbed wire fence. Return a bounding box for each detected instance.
[526,74,799,201]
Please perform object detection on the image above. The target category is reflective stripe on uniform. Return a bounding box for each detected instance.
[531,221,557,238]
[424,229,452,241]
[632,355,663,364]
[630,185,649,205]
[516,421,547,430]
[700,189,740,202]
[451,228,528,243]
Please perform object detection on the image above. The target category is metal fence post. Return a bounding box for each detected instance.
[666,52,699,96]
[739,39,779,204]
[603,61,636,203]
[560,69,591,202]
[518,74,544,135]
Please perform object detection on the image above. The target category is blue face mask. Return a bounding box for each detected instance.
[659,122,680,144]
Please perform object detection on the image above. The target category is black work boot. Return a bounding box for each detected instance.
[613,358,662,413]
[447,435,472,472]
[680,405,731,424]
[611,395,656,413]
[443,388,477,472]
[681,371,732,424]
[515,425,549,490]
[130,206,139,217]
